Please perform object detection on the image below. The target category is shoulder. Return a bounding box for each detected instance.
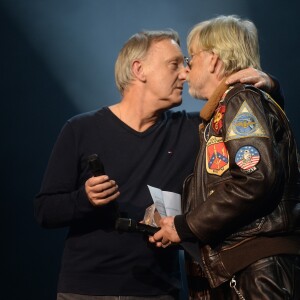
[56,108,111,138]
[67,108,106,123]
[223,84,265,109]
[225,83,262,100]
[65,107,111,128]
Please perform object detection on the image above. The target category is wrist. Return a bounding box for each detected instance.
[174,215,197,241]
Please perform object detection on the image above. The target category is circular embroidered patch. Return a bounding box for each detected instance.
[232,112,258,136]
[235,145,260,173]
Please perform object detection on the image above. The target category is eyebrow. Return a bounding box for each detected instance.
[167,55,184,62]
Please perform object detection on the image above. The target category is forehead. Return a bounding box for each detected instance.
[188,41,200,54]
[147,39,183,59]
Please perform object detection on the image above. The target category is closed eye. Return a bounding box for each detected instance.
[170,62,179,69]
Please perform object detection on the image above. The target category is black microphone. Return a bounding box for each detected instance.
[87,154,105,176]
[115,218,160,235]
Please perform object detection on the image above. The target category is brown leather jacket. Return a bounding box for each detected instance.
[181,83,300,288]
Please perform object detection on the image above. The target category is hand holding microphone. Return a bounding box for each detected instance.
[85,154,120,207]
[148,216,181,247]
[115,217,179,250]
[115,218,160,235]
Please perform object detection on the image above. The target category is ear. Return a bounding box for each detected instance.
[208,52,219,73]
[132,60,146,82]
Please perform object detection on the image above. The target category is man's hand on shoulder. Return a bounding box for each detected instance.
[226,67,274,93]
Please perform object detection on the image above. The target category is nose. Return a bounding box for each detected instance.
[178,66,189,81]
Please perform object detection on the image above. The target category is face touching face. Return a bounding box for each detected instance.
[141,39,187,109]
[186,46,213,100]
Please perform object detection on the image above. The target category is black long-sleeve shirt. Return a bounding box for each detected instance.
[34,107,200,296]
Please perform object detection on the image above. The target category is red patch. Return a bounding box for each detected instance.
[212,105,226,134]
[206,136,229,176]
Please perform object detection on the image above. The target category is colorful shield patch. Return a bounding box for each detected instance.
[212,105,226,134]
[206,136,229,176]
[226,100,268,141]
[235,145,260,174]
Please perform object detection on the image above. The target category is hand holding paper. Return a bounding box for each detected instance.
[147,186,201,262]
[145,185,182,247]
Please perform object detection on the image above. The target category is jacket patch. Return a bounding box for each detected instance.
[206,136,229,176]
[225,100,268,141]
[235,145,260,174]
[212,105,226,134]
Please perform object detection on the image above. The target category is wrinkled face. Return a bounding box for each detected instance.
[142,39,187,109]
[186,44,213,100]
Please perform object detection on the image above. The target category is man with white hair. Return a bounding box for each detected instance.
[150,16,300,299]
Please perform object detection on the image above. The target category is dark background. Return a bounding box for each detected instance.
[2,1,299,299]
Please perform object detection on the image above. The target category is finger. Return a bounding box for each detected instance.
[154,241,163,248]
[239,76,261,84]
[153,231,164,242]
[91,180,118,194]
[101,179,117,189]
[253,81,265,89]
[225,71,249,84]
[149,236,155,243]
[94,183,119,196]
[91,191,120,206]
[88,175,109,186]
[162,241,172,248]
[161,238,170,245]
[94,184,119,199]
[225,75,238,85]
[226,67,260,85]
[148,235,164,247]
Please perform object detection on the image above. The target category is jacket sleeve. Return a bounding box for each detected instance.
[186,88,284,244]
[268,74,285,109]
[34,121,95,229]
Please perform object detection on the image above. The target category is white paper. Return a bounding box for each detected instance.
[147,185,182,217]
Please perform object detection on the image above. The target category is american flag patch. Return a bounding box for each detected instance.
[235,146,260,174]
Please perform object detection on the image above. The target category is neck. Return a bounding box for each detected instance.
[109,97,160,132]
[200,77,229,122]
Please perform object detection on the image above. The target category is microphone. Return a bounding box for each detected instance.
[115,218,160,235]
[87,154,105,176]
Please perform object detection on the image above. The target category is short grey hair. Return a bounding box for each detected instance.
[115,30,180,95]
